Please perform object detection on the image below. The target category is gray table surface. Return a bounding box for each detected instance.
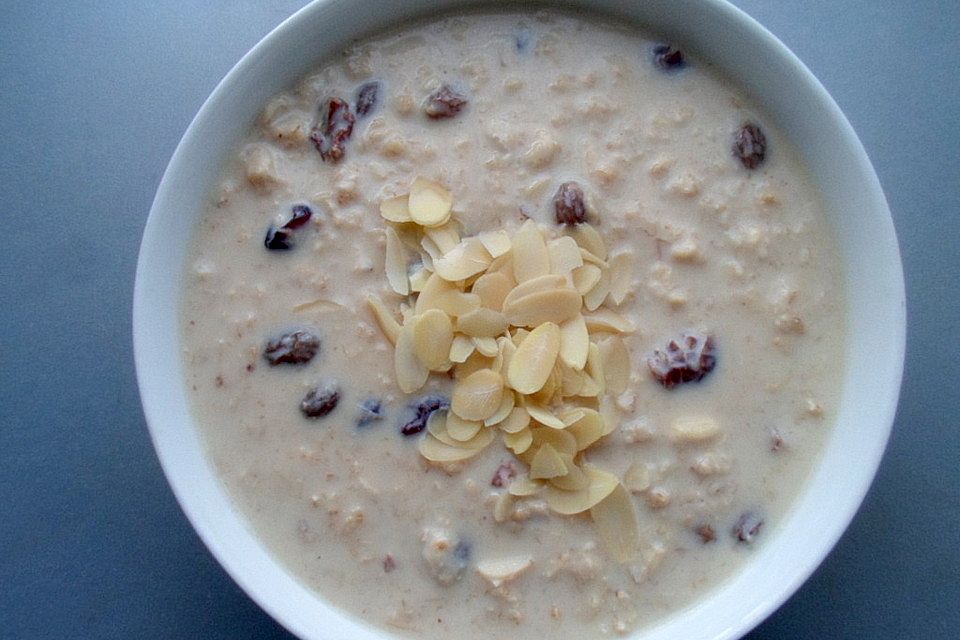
[1,1,957,638]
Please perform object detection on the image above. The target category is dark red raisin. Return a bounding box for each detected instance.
[310,98,355,162]
[653,44,685,70]
[424,85,468,119]
[399,394,449,436]
[491,462,517,488]
[553,181,588,225]
[383,554,396,572]
[733,123,767,169]
[284,204,313,229]
[300,382,340,418]
[733,512,764,543]
[647,331,716,388]
[355,81,380,118]
[696,524,717,543]
[264,226,293,250]
[357,398,384,427]
[264,330,320,365]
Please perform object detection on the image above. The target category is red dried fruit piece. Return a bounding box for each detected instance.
[382,554,396,573]
[264,330,320,365]
[553,181,587,225]
[283,204,313,229]
[301,382,340,418]
[696,524,717,543]
[310,98,355,162]
[399,395,449,436]
[264,204,314,250]
[355,81,380,118]
[424,85,468,119]
[491,462,517,488]
[733,512,764,543]
[653,44,685,70]
[647,331,716,388]
[733,122,767,169]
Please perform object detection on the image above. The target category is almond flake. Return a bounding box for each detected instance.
[471,272,514,311]
[583,309,636,334]
[503,427,533,454]
[457,308,508,338]
[484,392,515,427]
[426,410,458,446]
[512,219,551,283]
[413,309,454,370]
[585,342,606,395]
[494,336,517,373]
[476,556,533,587]
[408,177,453,227]
[395,320,428,393]
[478,230,513,258]
[452,368,504,422]
[367,296,400,345]
[559,363,585,396]
[506,322,561,394]
[409,266,431,293]
[524,402,566,430]
[501,274,568,309]
[567,223,607,260]
[565,408,604,451]
[379,194,412,223]
[472,336,499,357]
[419,434,478,462]
[583,267,611,311]
[454,351,496,379]
[433,237,492,282]
[559,314,589,370]
[547,236,584,275]
[503,288,582,328]
[572,263,602,295]
[507,474,541,496]
[549,456,591,491]
[544,465,619,515]
[424,223,461,255]
[608,252,633,305]
[591,483,640,562]
[384,226,410,295]
[449,333,476,363]
[669,417,720,442]
[530,427,578,457]
[498,407,531,434]
[446,411,483,442]
[597,336,630,394]
[530,443,568,479]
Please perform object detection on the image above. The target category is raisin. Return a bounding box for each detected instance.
[357,398,384,427]
[382,554,396,573]
[300,382,339,418]
[733,512,764,543]
[355,81,380,118]
[264,225,293,250]
[284,204,313,229]
[647,331,716,388]
[263,330,320,365]
[696,524,717,543]
[491,462,517,488]
[733,122,767,169]
[553,181,588,225]
[310,97,355,162]
[424,85,468,119]
[653,44,685,70]
[399,394,449,436]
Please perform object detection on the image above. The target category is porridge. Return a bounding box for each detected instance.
[181,9,844,639]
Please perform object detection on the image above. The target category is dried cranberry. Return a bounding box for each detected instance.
[300,382,340,418]
[399,394,449,436]
[733,512,764,543]
[355,81,380,118]
[647,331,716,388]
[491,463,517,488]
[310,98,355,162]
[263,330,320,365]
[653,44,685,70]
[733,123,767,169]
[357,398,384,427]
[553,181,588,225]
[695,524,717,543]
[264,225,293,250]
[424,85,468,119]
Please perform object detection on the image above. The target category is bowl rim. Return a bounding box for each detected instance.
[134,1,906,639]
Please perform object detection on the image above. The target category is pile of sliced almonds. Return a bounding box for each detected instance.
[368,177,640,562]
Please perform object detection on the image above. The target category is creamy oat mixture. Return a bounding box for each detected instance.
[181,10,844,639]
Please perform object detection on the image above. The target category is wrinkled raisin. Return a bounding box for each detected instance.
[733,512,764,543]
[263,330,320,365]
[553,181,587,225]
[647,331,716,388]
[424,85,468,119]
[399,394,449,436]
[491,462,517,488]
[357,398,384,427]
[696,524,717,543]
[733,122,767,169]
[310,98,355,162]
[284,204,313,229]
[264,226,293,250]
[355,81,380,118]
[653,44,685,70]
[300,382,339,418]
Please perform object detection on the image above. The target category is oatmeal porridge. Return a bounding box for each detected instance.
[181,9,845,639]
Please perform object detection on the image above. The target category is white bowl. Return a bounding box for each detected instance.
[133,1,905,638]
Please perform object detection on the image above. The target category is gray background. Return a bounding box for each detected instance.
[1,1,957,638]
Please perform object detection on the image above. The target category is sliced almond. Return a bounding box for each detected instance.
[567,222,607,260]
[549,455,591,491]
[608,251,633,305]
[530,427,578,457]
[524,402,566,430]
[433,237,492,282]
[367,296,400,345]
[424,223,461,255]
[579,247,609,269]
[498,407,531,434]
[395,320,428,393]
[447,412,483,442]
[599,394,620,436]
[471,272,514,311]
[457,308,508,338]
[585,342,605,395]
[544,465,619,515]
[503,288,582,328]
[583,309,636,334]
[583,266,611,311]
[493,336,516,373]
[597,336,630,394]
[547,236,585,275]
[669,417,720,442]
[559,363,585,396]
[565,408,604,451]
[506,322,561,394]
[507,474,541,496]
[485,252,515,282]
[451,368,504,422]
[454,351,496,379]
[426,410,457,446]
[419,434,481,462]
[413,309,454,371]
[572,263,602,295]
[408,177,453,227]
[559,314,589,370]
[484,392,515,427]
[512,219,550,283]
[503,427,533,455]
[590,483,640,562]
[493,492,514,522]
[478,230,512,258]
[476,556,533,587]
[409,266,431,293]
[449,333,476,363]
[384,226,410,295]
[472,336,499,357]
[530,443,568,479]
[501,274,568,309]
[379,194,411,223]
[576,372,602,398]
